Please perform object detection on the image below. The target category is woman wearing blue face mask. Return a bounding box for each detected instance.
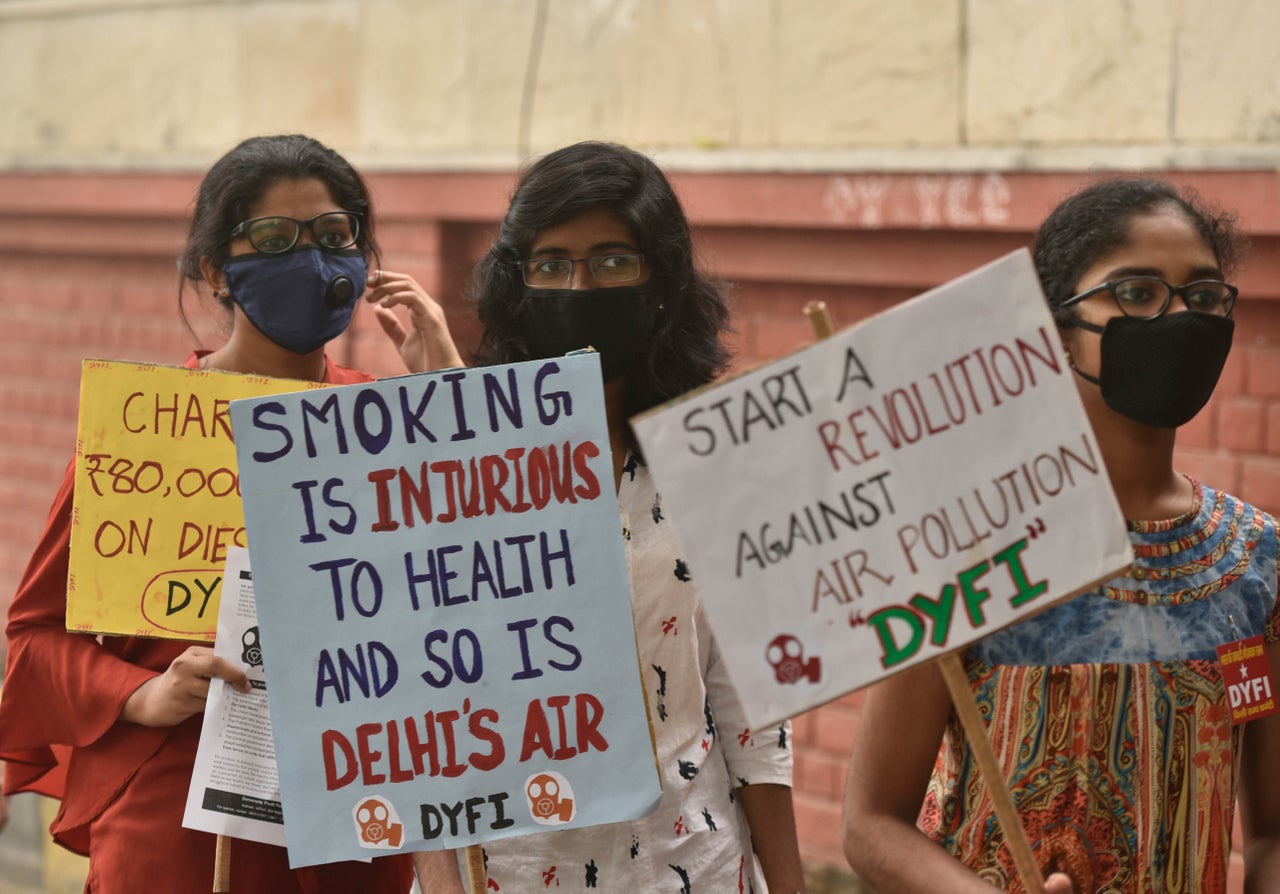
[0,134,458,893]
[187,135,462,382]
[842,179,1280,893]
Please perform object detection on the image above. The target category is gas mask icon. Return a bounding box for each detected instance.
[353,796,404,848]
[525,771,576,825]
[241,626,263,668]
[765,634,821,684]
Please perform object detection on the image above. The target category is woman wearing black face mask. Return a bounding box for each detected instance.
[469,142,739,492]
[414,142,805,894]
[842,179,1280,893]
[0,134,459,894]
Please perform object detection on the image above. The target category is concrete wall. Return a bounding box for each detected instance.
[1,0,1278,169]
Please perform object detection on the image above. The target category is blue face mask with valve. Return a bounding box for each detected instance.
[222,245,367,354]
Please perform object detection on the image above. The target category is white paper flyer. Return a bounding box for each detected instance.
[182,546,285,846]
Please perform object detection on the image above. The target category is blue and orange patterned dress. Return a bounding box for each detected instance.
[922,481,1279,893]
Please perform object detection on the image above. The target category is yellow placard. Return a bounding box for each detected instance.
[67,360,333,640]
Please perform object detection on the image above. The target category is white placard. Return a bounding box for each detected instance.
[632,250,1133,728]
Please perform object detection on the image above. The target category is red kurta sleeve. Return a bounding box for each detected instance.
[0,462,165,785]
[0,352,383,861]
[2,351,373,778]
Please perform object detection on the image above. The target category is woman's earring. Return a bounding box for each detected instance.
[1057,325,1076,369]
[213,286,228,300]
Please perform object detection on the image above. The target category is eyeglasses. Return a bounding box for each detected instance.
[227,212,362,255]
[1061,275,1237,320]
[516,253,646,289]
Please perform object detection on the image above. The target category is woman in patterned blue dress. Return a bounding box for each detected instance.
[842,179,1280,893]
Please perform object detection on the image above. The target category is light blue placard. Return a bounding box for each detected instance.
[229,353,660,868]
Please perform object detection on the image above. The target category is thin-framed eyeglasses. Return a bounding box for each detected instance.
[1060,275,1237,320]
[226,211,362,255]
[516,253,646,289]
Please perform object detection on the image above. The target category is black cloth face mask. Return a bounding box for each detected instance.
[519,283,659,381]
[1068,310,1234,429]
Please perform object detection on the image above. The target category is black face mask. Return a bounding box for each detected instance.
[1069,310,1234,429]
[519,283,659,382]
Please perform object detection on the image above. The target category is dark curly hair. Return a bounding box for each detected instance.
[178,134,380,326]
[472,141,732,431]
[1033,177,1246,325]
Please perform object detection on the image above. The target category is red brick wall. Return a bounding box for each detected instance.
[2,169,1276,885]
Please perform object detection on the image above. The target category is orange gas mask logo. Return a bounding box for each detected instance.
[352,796,404,849]
[525,771,576,826]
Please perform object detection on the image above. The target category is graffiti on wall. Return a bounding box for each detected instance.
[823,174,1012,228]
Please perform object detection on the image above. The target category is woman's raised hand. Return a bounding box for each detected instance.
[366,269,465,374]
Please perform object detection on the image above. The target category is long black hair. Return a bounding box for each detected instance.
[178,134,379,326]
[473,141,732,423]
[1034,177,1245,324]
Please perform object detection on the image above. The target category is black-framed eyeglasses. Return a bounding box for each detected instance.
[516,253,646,289]
[1061,275,1237,320]
[226,211,362,254]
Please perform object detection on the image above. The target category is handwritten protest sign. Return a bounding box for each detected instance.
[632,250,1133,729]
[229,353,660,868]
[67,361,329,640]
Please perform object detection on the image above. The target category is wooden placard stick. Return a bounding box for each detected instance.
[212,836,485,892]
[464,843,487,894]
[803,300,835,339]
[802,299,1046,894]
[213,833,231,892]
